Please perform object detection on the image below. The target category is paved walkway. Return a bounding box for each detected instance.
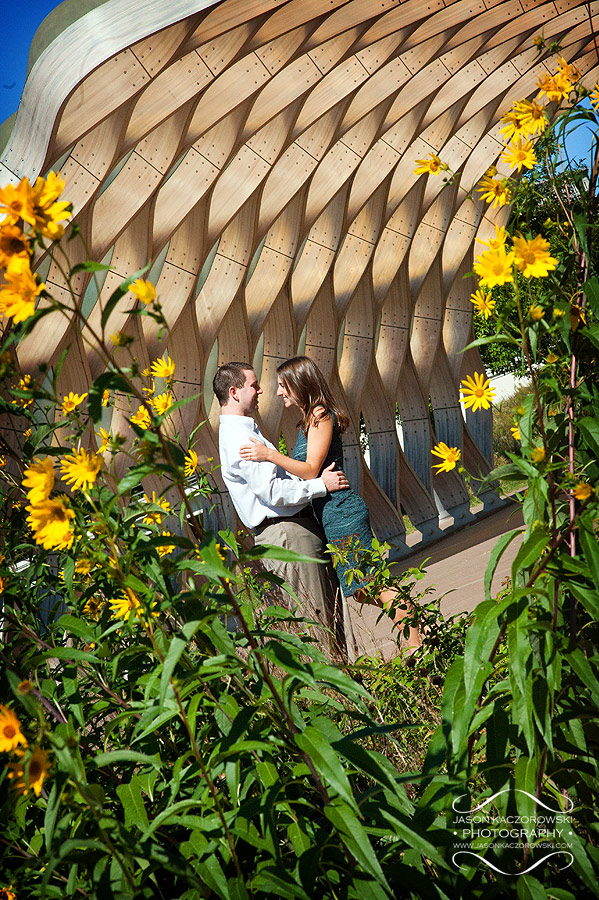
[400,498,524,618]
[344,499,524,661]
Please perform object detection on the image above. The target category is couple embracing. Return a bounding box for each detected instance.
[213,357,421,656]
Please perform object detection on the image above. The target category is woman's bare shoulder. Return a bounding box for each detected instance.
[310,406,332,428]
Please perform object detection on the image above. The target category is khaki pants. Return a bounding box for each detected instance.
[254,516,343,658]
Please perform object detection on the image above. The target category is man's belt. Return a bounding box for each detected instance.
[254,508,313,532]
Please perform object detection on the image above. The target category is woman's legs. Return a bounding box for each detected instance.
[378,588,422,651]
[353,587,422,652]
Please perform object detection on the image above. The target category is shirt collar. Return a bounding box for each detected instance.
[219,414,258,432]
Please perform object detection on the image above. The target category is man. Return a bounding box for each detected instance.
[213,362,348,645]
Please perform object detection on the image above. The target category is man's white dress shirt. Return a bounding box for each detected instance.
[218,415,327,529]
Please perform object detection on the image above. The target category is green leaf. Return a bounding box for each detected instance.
[323,800,390,894]
[160,636,187,704]
[578,417,599,458]
[462,334,518,351]
[117,464,155,495]
[484,527,522,600]
[44,775,67,851]
[252,870,311,900]
[582,276,599,317]
[194,855,230,897]
[507,600,535,754]
[242,543,324,564]
[70,261,112,274]
[140,799,204,839]
[516,875,547,900]
[116,777,150,832]
[88,371,133,423]
[43,647,98,662]
[578,516,599,586]
[511,528,549,584]
[93,750,162,771]
[567,649,599,709]
[57,613,96,642]
[100,265,149,330]
[294,726,358,813]
[332,739,409,806]
[568,582,599,619]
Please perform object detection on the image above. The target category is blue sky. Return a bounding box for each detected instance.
[1,0,595,165]
[1,0,61,126]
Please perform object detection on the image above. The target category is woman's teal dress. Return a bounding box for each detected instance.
[292,413,375,597]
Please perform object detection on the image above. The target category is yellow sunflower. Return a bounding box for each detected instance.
[151,392,174,416]
[513,234,557,278]
[531,446,545,464]
[469,290,496,319]
[512,98,547,137]
[130,278,156,305]
[22,457,55,504]
[26,497,75,550]
[12,374,34,407]
[0,178,36,226]
[413,153,448,176]
[476,225,507,251]
[528,305,545,322]
[0,704,28,753]
[96,427,110,453]
[0,223,30,268]
[83,595,105,620]
[499,109,527,142]
[109,592,142,620]
[460,373,495,412]
[537,70,574,102]
[61,392,87,414]
[7,746,51,797]
[430,443,461,473]
[142,491,171,525]
[60,448,103,492]
[573,482,592,501]
[31,171,71,240]
[110,331,131,347]
[150,354,175,379]
[473,245,515,288]
[569,304,586,332]
[184,449,199,477]
[501,138,536,173]
[476,175,512,209]
[156,531,175,557]
[0,256,44,323]
[131,405,151,430]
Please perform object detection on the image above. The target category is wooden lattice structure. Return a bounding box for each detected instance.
[1,0,597,551]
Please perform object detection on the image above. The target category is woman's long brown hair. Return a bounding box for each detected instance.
[276,357,350,435]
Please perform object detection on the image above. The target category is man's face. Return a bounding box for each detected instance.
[234,369,262,414]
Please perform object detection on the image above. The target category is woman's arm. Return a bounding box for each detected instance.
[239,409,333,479]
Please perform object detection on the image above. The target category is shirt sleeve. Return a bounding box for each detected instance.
[234,457,327,507]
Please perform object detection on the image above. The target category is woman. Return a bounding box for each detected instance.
[239,356,422,652]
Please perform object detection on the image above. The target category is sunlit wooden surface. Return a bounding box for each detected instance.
[1,0,597,552]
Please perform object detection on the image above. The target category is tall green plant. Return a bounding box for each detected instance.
[417,59,599,897]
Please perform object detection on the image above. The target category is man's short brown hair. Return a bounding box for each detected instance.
[213,362,253,406]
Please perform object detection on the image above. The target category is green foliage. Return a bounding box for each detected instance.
[493,382,531,465]
[2,65,599,900]
[474,117,597,376]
